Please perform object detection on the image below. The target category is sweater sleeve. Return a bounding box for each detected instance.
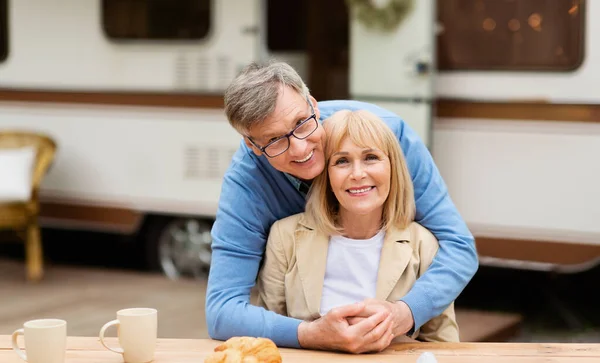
[205,165,302,347]
[413,224,460,342]
[392,119,478,331]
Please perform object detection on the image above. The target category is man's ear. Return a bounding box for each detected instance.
[244,137,263,156]
[309,95,320,121]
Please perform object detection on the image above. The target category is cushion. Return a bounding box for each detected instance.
[0,147,36,202]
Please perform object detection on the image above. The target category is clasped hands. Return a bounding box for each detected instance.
[298,299,414,354]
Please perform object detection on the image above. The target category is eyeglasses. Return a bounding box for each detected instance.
[247,102,319,158]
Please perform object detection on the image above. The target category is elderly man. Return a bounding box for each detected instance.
[206,61,477,353]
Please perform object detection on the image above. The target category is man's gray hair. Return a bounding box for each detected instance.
[224,61,310,135]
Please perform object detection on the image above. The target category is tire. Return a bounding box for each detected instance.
[142,216,213,280]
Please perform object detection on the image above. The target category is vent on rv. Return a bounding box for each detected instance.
[174,54,234,91]
[184,146,236,180]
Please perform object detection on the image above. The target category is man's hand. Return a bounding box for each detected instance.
[347,299,415,337]
[297,302,395,354]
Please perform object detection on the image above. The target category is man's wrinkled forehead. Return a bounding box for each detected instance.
[250,102,308,143]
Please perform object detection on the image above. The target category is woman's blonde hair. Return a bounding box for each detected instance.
[305,109,415,235]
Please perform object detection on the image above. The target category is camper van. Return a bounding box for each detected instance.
[0,0,598,279]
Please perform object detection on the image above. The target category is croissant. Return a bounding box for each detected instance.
[204,336,283,363]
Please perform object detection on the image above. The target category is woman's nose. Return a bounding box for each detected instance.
[350,162,366,179]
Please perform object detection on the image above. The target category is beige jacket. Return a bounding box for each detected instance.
[256,213,459,342]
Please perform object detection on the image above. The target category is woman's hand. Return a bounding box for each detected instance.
[297,302,395,354]
[347,299,415,337]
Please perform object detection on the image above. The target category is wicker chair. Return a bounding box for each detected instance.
[0,131,56,282]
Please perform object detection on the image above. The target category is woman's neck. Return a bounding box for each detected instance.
[338,209,383,239]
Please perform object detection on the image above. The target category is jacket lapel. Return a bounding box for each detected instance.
[375,225,414,300]
[294,215,330,317]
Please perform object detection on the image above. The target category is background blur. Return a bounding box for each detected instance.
[0,0,598,343]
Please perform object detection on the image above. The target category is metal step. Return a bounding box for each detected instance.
[456,308,523,342]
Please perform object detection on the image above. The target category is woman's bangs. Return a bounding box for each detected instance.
[325,111,387,157]
[347,118,386,151]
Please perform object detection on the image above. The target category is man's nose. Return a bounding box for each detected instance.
[287,137,308,158]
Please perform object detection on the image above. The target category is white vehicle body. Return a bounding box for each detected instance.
[0,0,597,276]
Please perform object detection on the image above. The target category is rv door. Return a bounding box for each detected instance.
[349,0,435,147]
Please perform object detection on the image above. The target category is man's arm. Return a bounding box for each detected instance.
[393,119,478,331]
[205,167,303,348]
[416,225,459,342]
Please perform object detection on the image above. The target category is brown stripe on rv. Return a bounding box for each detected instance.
[436,100,600,123]
[36,199,600,267]
[475,236,600,266]
[0,89,224,108]
[1,89,600,123]
[39,202,143,233]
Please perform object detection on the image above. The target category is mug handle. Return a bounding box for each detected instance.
[12,328,28,361]
[99,319,124,354]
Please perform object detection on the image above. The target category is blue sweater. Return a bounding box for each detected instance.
[206,100,478,347]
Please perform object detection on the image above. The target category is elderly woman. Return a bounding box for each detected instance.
[257,109,459,348]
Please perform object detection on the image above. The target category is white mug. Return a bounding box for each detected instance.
[12,319,67,363]
[99,307,157,363]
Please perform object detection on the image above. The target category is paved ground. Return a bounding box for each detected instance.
[1,228,599,342]
[0,258,208,339]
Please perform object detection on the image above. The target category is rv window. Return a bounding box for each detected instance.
[267,0,307,51]
[437,0,585,71]
[102,0,210,40]
[0,0,7,62]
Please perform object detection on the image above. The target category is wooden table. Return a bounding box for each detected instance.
[1,335,599,362]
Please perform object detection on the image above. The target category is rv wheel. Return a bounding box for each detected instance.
[144,217,213,280]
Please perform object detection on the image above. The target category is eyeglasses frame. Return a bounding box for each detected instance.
[246,99,318,158]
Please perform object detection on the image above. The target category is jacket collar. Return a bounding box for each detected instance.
[295,214,414,317]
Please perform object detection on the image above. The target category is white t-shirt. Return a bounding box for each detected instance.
[319,230,385,316]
